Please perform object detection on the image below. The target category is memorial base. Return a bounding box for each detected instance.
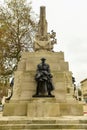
[3,98,83,116]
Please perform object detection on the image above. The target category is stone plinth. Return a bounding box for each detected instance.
[3,51,83,116]
[3,98,83,116]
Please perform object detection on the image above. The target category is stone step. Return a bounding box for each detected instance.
[0,118,87,124]
[0,123,87,130]
[0,117,87,130]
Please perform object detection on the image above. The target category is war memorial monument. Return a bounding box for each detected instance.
[0,6,87,130]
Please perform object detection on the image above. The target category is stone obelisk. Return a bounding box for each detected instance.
[38,6,47,36]
[3,6,83,116]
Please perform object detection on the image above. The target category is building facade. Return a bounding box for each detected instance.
[80,78,87,103]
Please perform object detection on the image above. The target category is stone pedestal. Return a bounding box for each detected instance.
[3,98,83,116]
[3,51,83,116]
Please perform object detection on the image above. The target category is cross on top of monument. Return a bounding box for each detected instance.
[33,6,57,51]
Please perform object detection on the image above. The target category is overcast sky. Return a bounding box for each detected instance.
[31,0,87,85]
